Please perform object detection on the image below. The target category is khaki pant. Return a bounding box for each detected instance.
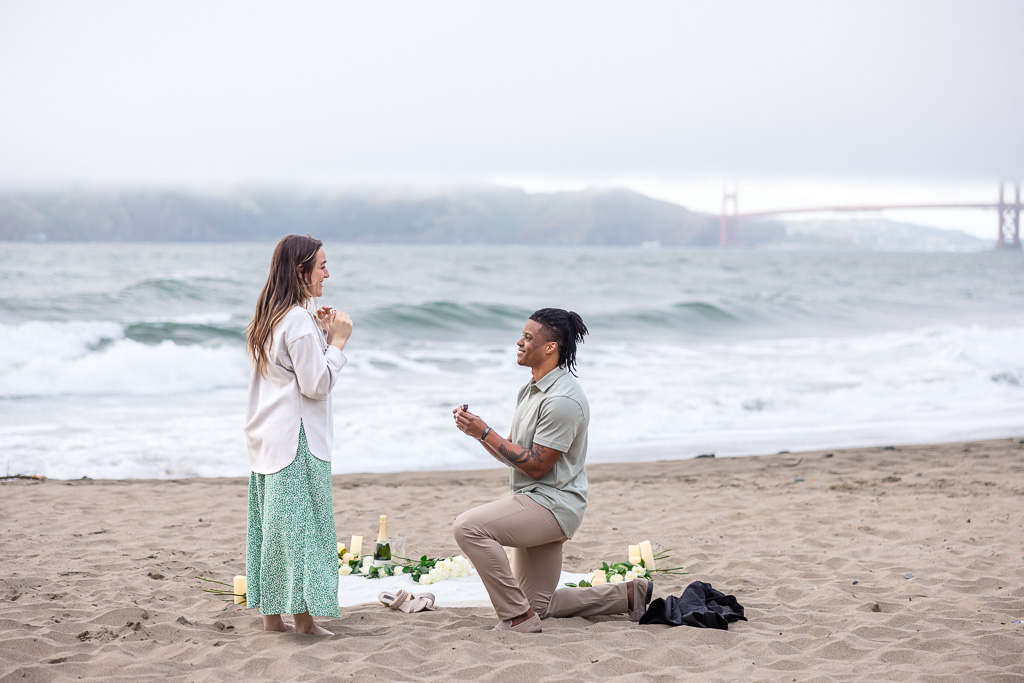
[453,494,630,621]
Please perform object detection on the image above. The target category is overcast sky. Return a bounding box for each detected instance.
[1,0,1022,236]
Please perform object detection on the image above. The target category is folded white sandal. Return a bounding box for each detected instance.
[397,592,435,613]
[378,589,409,610]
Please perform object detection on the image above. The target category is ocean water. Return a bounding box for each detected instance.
[1,242,1022,480]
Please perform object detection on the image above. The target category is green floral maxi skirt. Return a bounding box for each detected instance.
[246,422,340,617]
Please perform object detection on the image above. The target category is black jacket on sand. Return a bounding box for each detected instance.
[639,580,747,630]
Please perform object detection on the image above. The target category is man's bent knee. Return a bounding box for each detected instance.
[452,511,476,548]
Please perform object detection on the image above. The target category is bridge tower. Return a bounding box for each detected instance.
[719,185,739,246]
[996,182,1022,250]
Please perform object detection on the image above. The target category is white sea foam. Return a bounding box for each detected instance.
[0,320,123,367]
[0,320,248,398]
[3,323,1021,480]
[584,324,1024,460]
[145,311,237,325]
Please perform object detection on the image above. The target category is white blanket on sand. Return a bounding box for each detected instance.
[338,570,587,608]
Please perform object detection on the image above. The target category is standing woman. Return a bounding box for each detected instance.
[244,234,353,635]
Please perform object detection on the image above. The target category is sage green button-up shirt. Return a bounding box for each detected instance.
[509,366,590,539]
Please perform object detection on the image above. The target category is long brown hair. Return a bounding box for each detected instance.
[247,234,323,377]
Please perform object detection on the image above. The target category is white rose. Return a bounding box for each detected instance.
[394,566,404,575]
[419,574,434,585]
[609,574,624,584]
[360,563,370,575]
[624,571,638,581]
[340,565,352,575]
[634,566,647,577]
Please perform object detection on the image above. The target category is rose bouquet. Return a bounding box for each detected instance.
[564,542,687,587]
[400,554,473,585]
[338,543,473,585]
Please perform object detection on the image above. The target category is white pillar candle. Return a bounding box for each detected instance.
[591,571,607,586]
[639,540,656,570]
[233,575,247,605]
[350,535,363,557]
[628,544,642,565]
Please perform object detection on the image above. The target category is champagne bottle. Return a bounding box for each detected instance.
[373,515,392,567]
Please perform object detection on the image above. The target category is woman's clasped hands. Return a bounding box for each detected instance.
[317,305,353,351]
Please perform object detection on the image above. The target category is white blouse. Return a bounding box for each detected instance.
[244,305,347,474]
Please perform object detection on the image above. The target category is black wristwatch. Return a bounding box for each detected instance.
[480,427,492,442]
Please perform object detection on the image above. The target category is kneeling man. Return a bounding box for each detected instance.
[452,308,652,633]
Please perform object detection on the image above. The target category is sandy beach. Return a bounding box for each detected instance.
[2,437,1023,681]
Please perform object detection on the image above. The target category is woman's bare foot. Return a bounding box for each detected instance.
[293,612,334,636]
[262,614,295,632]
[295,622,334,635]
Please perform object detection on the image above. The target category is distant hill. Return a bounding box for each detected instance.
[775,217,989,252]
[0,187,784,246]
[0,187,989,250]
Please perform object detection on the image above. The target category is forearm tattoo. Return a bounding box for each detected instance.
[497,443,544,470]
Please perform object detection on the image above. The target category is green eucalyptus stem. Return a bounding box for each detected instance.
[201,588,245,598]
[198,576,234,587]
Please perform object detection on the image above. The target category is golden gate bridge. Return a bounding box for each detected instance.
[719,182,1022,250]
